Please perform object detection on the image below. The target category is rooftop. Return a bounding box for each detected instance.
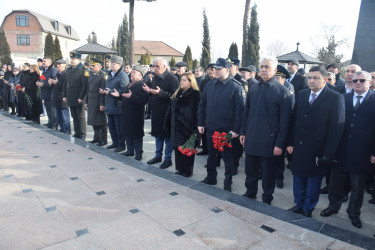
[134,41,184,57]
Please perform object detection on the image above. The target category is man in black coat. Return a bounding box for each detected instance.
[240,56,292,204]
[239,65,258,92]
[326,63,345,88]
[142,58,179,169]
[286,59,308,96]
[320,71,375,228]
[50,60,71,134]
[198,58,245,192]
[63,52,89,140]
[287,66,345,218]
[334,64,362,94]
[112,65,149,161]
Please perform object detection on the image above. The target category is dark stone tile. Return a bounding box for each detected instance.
[32,156,39,158]
[88,157,93,160]
[136,179,144,183]
[70,177,79,181]
[169,192,178,196]
[26,131,32,134]
[45,206,57,212]
[260,224,275,233]
[76,228,88,237]
[129,208,139,214]
[51,142,57,144]
[49,165,57,168]
[7,141,13,143]
[22,188,33,193]
[319,223,375,249]
[211,207,223,213]
[67,149,74,152]
[39,137,44,139]
[108,167,116,170]
[173,229,185,237]
[96,191,106,196]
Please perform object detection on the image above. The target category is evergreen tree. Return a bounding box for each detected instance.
[193,59,199,70]
[183,45,193,71]
[244,4,260,67]
[317,35,343,66]
[87,34,92,43]
[169,56,176,67]
[0,30,12,64]
[228,42,239,59]
[111,37,116,51]
[44,32,55,59]
[92,32,98,43]
[116,14,130,63]
[145,52,151,65]
[200,9,211,69]
[54,36,62,61]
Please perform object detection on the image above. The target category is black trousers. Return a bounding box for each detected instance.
[206,129,234,186]
[245,154,277,203]
[93,125,107,143]
[275,153,285,181]
[232,137,243,168]
[125,136,143,157]
[70,105,85,138]
[175,149,195,176]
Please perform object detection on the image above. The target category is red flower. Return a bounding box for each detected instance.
[40,74,46,81]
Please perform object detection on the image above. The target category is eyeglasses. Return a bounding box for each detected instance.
[352,79,367,83]
[307,76,321,80]
[327,78,333,81]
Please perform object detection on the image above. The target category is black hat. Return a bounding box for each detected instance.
[239,65,256,72]
[105,55,111,61]
[212,58,232,69]
[297,68,306,75]
[170,67,176,71]
[175,62,187,68]
[70,52,81,59]
[56,59,66,65]
[227,57,240,66]
[207,63,215,69]
[90,58,103,65]
[326,63,338,70]
[286,59,299,67]
[276,65,291,79]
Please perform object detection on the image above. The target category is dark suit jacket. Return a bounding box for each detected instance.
[290,73,308,96]
[337,91,375,174]
[288,86,345,176]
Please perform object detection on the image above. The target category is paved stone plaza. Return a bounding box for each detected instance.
[0,111,374,249]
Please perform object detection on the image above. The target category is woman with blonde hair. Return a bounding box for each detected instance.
[24,64,42,123]
[165,72,201,177]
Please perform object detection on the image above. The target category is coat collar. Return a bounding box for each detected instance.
[304,85,329,112]
[259,76,277,87]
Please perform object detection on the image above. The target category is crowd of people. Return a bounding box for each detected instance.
[1,53,375,230]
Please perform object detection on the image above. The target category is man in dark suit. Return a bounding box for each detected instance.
[334,64,361,94]
[286,59,308,96]
[287,66,345,217]
[320,71,375,228]
[240,56,293,204]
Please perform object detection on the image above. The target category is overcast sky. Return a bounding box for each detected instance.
[0,0,362,63]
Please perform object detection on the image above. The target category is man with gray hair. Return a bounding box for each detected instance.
[240,56,293,204]
[143,57,179,169]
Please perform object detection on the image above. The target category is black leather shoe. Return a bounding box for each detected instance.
[114,146,125,152]
[159,160,172,169]
[320,208,338,217]
[147,157,162,165]
[97,141,107,146]
[122,151,135,156]
[196,150,208,155]
[175,171,182,175]
[201,178,217,185]
[224,185,232,192]
[263,200,271,205]
[303,211,312,218]
[134,155,142,161]
[90,139,99,144]
[276,179,284,189]
[72,133,80,138]
[342,194,348,202]
[106,144,118,149]
[368,198,375,204]
[287,205,303,214]
[181,173,192,178]
[320,186,329,194]
[349,216,362,228]
[242,193,256,199]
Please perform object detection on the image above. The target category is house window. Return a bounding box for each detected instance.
[17,35,30,46]
[16,15,29,26]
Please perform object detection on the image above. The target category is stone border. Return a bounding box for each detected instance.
[3,111,375,249]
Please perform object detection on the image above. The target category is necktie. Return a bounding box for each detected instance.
[354,95,362,110]
[309,93,317,104]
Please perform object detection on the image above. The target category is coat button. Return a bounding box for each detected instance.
[353,114,356,116]
[350,124,354,127]
[304,115,307,118]
[349,135,352,138]
[299,141,303,144]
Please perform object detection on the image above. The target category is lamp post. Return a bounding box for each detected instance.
[122,0,156,65]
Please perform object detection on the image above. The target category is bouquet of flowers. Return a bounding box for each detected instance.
[178,134,198,157]
[212,131,232,152]
[39,74,46,81]
[16,84,22,91]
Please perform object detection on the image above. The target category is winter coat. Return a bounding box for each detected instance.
[63,62,89,107]
[87,70,107,126]
[52,70,68,109]
[41,64,58,101]
[105,67,128,115]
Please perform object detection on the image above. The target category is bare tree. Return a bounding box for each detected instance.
[266,40,292,57]
[242,0,251,66]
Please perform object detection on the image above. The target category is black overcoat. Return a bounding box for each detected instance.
[52,70,68,109]
[150,70,179,138]
[240,77,292,157]
[120,80,149,138]
[337,91,375,174]
[288,86,345,176]
[87,71,107,126]
[63,63,89,107]
[164,88,201,148]
[290,73,308,96]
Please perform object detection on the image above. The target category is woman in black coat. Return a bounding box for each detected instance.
[165,72,201,177]
[24,64,42,124]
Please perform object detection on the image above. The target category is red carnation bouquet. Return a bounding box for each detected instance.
[16,84,22,91]
[212,131,232,152]
[40,74,46,81]
[178,134,198,157]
